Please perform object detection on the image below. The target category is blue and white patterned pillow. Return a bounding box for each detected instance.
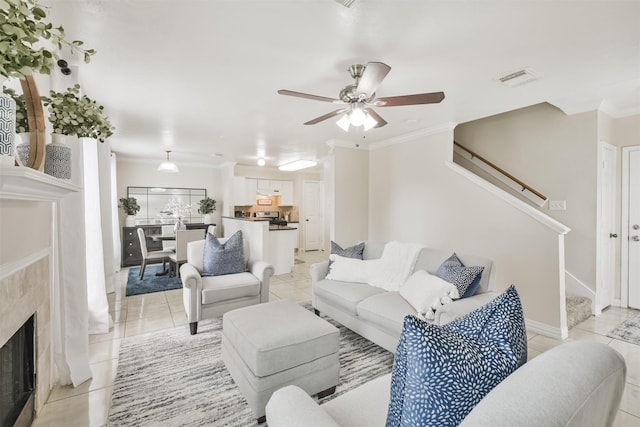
[386,285,527,427]
[202,230,246,276]
[331,240,365,259]
[435,253,484,298]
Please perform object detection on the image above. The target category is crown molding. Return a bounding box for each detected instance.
[368,122,457,151]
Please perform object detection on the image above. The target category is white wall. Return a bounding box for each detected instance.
[332,146,369,247]
[367,129,566,334]
[454,104,598,295]
[116,158,225,228]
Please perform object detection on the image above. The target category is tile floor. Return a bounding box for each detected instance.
[31,250,640,426]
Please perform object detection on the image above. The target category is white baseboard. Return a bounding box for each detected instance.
[526,317,568,340]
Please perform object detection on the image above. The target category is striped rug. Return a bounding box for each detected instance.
[108,304,395,426]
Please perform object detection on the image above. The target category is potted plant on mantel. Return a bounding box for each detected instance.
[119,197,140,227]
[39,84,114,179]
[0,0,96,166]
[198,197,217,225]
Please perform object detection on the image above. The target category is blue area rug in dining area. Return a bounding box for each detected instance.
[126,264,182,296]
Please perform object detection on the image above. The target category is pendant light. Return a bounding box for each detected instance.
[157,150,179,173]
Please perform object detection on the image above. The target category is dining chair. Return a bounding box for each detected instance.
[169,229,207,277]
[137,228,174,279]
[161,224,176,252]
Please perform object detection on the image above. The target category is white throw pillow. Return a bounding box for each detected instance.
[400,270,460,320]
[326,254,376,283]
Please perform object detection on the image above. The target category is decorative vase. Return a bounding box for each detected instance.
[0,81,16,167]
[16,132,31,166]
[125,215,136,227]
[44,133,72,179]
[174,217,186,233]
[204,213,214,225]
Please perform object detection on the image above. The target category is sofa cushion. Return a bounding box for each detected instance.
[203,230,247,276]
[435,253,484,298]
[436,252,484,298]
[399,270,459,320]
[356,292,417,337]
[386,286,527,427]
[414,249,493,295]
[314,279,386,315]
[201,272,261,304]
[331,240,365,259]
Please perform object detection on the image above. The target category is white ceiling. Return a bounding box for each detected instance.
[43,0,640,171]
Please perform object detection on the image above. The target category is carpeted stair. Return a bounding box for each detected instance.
[566,295,592,329]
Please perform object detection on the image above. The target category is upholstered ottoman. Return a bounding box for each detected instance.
[222,299,340,423]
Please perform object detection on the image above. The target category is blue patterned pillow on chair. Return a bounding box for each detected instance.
[202,230,246,276]
[436,252,484,298]
[386,285,527,427]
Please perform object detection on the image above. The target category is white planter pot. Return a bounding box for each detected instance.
[125,215,136,227]
[44,133,72,179]
[203,213,214,224]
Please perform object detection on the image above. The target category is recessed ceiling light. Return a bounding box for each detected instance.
[278,159,317,171]
[257,158,266,167]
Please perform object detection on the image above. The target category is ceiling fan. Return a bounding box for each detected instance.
[278,62,445,131]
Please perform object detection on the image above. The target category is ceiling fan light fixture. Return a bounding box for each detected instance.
[336,114,351,132]
[278,159,317,171]
[157,150,179,173]
[349,105,366,126]
[363,112,378,131]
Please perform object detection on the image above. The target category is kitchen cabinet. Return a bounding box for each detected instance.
[257,179,294,205]
[280,180,294,205]
[233,177,257,206]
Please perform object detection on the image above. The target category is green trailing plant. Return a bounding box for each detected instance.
[118,197,140,215]
[41,84,115,141]
[1,86,28,133]
[0,0,96,78]
[198,197,217,214]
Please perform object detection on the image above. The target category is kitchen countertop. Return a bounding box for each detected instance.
[224,216,297,231]
[268,225,297,231]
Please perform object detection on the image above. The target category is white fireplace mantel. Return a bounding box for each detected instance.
[0,167,80,201]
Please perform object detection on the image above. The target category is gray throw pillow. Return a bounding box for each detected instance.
[331,241,365,259]
[203,230,246,276]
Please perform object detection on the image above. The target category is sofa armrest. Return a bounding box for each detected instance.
[460,341,626,427]
[311,260,330,285]
[266,385,341,427]
[248,260,274,303]
[434,292,497,325]
[180,263,202,290]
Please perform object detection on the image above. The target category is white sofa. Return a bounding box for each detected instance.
[266,341,626,427]
[311,241,495,353]
[180,237,274,335]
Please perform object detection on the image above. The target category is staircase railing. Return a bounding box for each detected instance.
[453,141,548,207]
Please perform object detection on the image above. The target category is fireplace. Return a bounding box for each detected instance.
[0,315,35,427]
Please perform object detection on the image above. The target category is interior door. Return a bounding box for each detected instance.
[596,141,617,312]
[626,147,640,309]
[303,181,322,251]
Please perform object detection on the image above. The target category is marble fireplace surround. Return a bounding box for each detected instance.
[0,167,81,414]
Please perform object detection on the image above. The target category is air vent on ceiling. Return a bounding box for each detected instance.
[334,0,360,8]
[498,68,540,87]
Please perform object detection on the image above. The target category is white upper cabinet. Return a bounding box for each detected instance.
[233,177,257,206]
[280,180,294,205]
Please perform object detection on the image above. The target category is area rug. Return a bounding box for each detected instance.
[107,304,394,426]
[126,264,181,296]
[607,312,640,346]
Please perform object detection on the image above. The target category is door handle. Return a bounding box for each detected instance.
[632,236,640,242]
[633,224,640,230]
[610,233,618,238]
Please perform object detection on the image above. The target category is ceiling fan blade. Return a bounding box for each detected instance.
[278,89,342,103]
[356,62,391,99]
[376,91,445,107]
[304,108,349,125]
[366,108,387,128]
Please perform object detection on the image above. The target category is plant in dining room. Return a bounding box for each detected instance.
[119,197,140,227]
[198,197,217,225]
